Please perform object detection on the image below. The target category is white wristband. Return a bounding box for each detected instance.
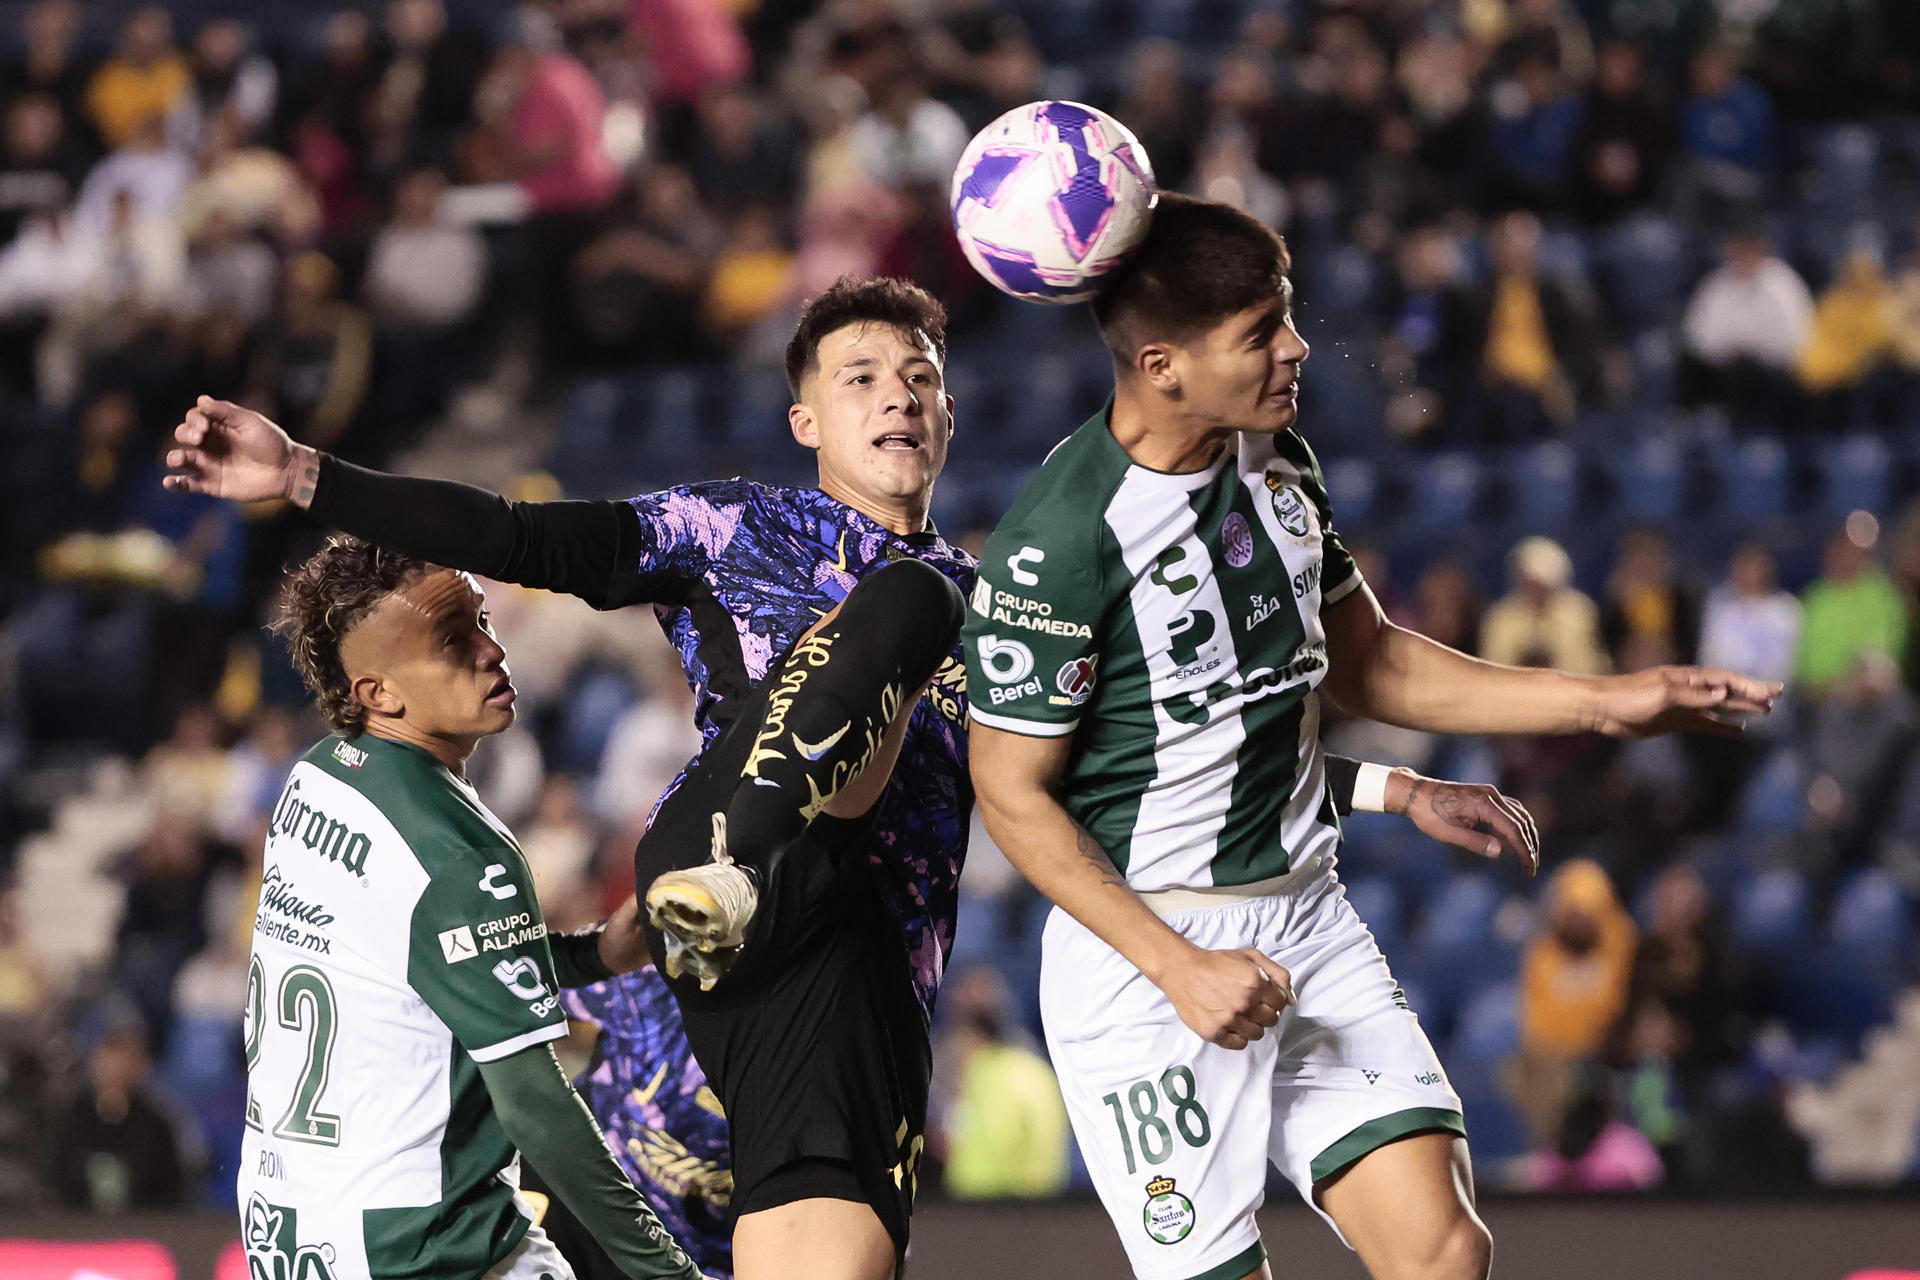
[1351,762,1396,814]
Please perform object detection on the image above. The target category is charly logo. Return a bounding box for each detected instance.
[244,1193,339,1280]
[1141,1176,1196,1245]
[1221,512,1255,569]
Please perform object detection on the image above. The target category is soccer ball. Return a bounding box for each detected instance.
[949,100,1157,305]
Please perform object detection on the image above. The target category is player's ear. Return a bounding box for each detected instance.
[944,393,956,438]
[1137,342,1179,394]
[352,672,402,719]
[789,400,820,450]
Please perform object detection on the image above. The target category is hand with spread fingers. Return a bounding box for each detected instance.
[1158,945,1296,1050]
[1386,770,1541,876]
[162,395,320,507]
[1591,665,1783,739]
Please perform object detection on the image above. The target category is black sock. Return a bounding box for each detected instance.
[720,558,964,879]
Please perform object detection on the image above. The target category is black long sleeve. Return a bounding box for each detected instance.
[306,455,654,609]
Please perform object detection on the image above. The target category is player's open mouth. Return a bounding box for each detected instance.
[873,432,922,452]
[486,678,516,706]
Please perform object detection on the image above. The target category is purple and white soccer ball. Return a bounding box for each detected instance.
[949,100,1157,305]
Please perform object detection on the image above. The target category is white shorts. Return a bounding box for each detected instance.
[1040,860,1464,1280]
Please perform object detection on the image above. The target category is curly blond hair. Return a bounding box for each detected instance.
[269,535,430,735]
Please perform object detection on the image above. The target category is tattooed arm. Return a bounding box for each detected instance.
[1390,770,1542,875]
[970,723,1294,1051]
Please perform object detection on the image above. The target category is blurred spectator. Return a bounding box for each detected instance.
[1804,652,1915,862]
[1481,536,1611,674]
[522,776,600,928]
[0,0,95,152]
[142,704,235,827]
[1600,527,1698,668]
[569,166,718,368]
[51,1023,194,1210]
[1677,42,1773,222]
[1410,558,1484,657]
[112,811,219,1044]
[1487,44,1586,212]
[627,0,751,106]
[591,667,701,830]
[1463,209,1603,438]
[1795,526,1907,698]
[1188,124,1289,232]
[1795,248,1896,404]
[170,19,278,156]
[0,887,47,1019]
[1511,860,1637,1142]
[684,88,798,219]
[0,92,87,245]
[1626,865,1746,1083]
[1678,226,1812,427]
[705,204,796,344]
[177,107,316,243]
[245,253,373,456]
[875,178,987,333]
[932,967,1068,1199]
[176,210,277,332]
[1698,543,1801,687]
[1379,222,1471,442]
[469,32,618,217]
[847,69,970,192]
[1890,216,1920,388]
[73,110,192,234]
[363,166,486,329]
[1115,39,1198,194]
[1526,1087,1664,1191]
[1572,38,1676,227]
[382,0,489,149]
[84,8,189,152]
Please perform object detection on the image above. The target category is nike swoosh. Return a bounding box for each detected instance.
[792,722,851,761]
[631,1062,670,1107]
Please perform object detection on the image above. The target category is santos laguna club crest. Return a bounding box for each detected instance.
[1264,474,1311,538]
[1142,1175,1195,1245]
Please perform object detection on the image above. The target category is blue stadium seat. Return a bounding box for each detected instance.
[725,370,794,449]
[555,666,640,775]
[1828,868,1913,951]
[1325,457,1379,529]
[1806,124,1881,209]
[1453,980,1521,1064]
[1417,873,1500,948]
[1303,244,1380,322]
[632,368,710,447]
[1448,1058,1531,1162]
[1615,435,1687,522]
[1405,452,1483,531]
[1343,876,1402,954]
[1627,329,1679,412]
[1538,227,1592,283]
[1507,440,1580,532]
[1815,433,1894,518]
[1733,868,1812,954]
[1766,945,1896,1042]
[1001,353,1083,443]
[1735,749,1806,833]
[1600,212,1691,328]
[1716,436,1791,521]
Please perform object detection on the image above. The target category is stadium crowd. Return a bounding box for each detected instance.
[0,0,1917,1213]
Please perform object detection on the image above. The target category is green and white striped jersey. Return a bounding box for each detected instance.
[238,733,567,1280]
[963,405,1362,892]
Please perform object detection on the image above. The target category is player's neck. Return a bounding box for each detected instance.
[818,476,930,537]
[362,720,479,777]
[1108,388,1231,474]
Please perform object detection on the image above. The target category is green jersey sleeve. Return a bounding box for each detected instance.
[406,846,567,1063]
[963,517,1106,738]
[1290,435,1362,604]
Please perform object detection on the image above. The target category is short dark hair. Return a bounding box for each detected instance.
[1091,193,1292,366]
[784,276,948,399]
[269,535,432,736]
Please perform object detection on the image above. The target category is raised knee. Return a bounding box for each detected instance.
[845,558,965,660]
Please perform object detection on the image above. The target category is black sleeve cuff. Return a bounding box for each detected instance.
[548,925,616,989]
[1324,753,1361,816]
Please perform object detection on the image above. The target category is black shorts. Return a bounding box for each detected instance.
[635,696,930,1272]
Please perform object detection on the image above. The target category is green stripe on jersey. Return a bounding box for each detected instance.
[963,405,1364,892]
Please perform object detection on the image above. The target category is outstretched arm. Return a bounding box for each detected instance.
[969,722,1294,1051]
[479,1045,702,1279]
[1321,581,1780,739]
[163,396,648,608]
